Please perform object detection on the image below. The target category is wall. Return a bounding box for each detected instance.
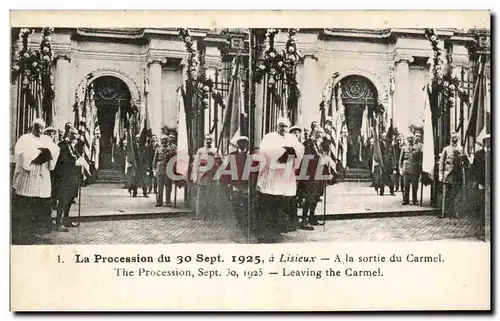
[160,66,183,129]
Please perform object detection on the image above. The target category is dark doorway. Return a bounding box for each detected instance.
[340,75,378,169]
[93,76,131,171]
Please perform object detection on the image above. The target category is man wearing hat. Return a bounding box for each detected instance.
[12,118,61,238]
[438,132,466,218]
[289,126,302,142]
[257,117,304,235]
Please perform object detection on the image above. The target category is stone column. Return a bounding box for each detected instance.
[393,55,413,136]
[205,66,217,137]
[147,58,166,137]
[53,54,71,128]
[299,55,320,129]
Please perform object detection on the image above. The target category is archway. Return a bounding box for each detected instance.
[339,75,378,169]
[92,76,132,171]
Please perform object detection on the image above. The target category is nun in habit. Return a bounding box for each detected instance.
[256,117,304,235]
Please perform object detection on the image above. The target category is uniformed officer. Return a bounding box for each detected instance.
[153,134,177,206]
[398,134,422,205]
[438,132,465,219]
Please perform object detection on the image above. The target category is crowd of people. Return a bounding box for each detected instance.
[11,114,489,241]
[12,119,88,238]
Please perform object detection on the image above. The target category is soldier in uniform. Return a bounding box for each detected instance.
[438,132,465,219]
[153,133,177,207]
[399,134,422,205]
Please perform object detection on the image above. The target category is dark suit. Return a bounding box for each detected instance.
[379,140,395,195]
[54,141,80,225]
[300,138,324,225]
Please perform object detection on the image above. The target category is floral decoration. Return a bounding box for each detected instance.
[424,28,470,109]
[253,28,301,95]
[12,28,54,92]
[179,28,223,111]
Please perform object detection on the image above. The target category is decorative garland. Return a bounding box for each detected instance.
[424,28,470,109]
[254,28,301,95]
[178,28,223,111]
[12,28,54,91]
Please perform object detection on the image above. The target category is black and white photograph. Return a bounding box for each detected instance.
[10,26,491,245]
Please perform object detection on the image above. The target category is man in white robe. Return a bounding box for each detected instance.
[256,118,304,235]
[12,118,60,241]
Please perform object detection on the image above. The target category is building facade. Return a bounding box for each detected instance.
[11,28,249,171]
[280,29,483,136]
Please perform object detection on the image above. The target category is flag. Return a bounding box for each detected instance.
[422,85,435,183]
[176,85,190,182]
[88,85,99,170]
[221,56,245,153]
[360,106,369,145]
[466,57,487,148]
[372,116,384,172]
[73,82,92,181]
[139,102,152,146]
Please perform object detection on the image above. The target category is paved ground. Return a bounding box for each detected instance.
[317,182,433,215]
[55,181,433,220]
[12,182,485,245]
[57,184,191,219]
[20,213,484,245]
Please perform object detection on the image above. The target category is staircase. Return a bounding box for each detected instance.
[343,168,372,183]
[94,169,124,184]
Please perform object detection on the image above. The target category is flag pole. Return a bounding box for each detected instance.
[247,29,254,240]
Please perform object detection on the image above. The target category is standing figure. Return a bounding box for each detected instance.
[256,118,304,235]
[134,134,149,198]
[192,134,222,220]
[470,134,490,220]
[54,127,85,232]
[438,132,465,218]
[392,134,404,192]
[300,127,328,230]
[146,134,159,195]
[288,126,303,231]
[153,133,177,207]
[399,134,422,205]
[12,119,60,239]
[225,136,251,227]
[43,127,59,210]
[379,133,396,196]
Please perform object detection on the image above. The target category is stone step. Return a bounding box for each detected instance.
[342,178,372,182]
